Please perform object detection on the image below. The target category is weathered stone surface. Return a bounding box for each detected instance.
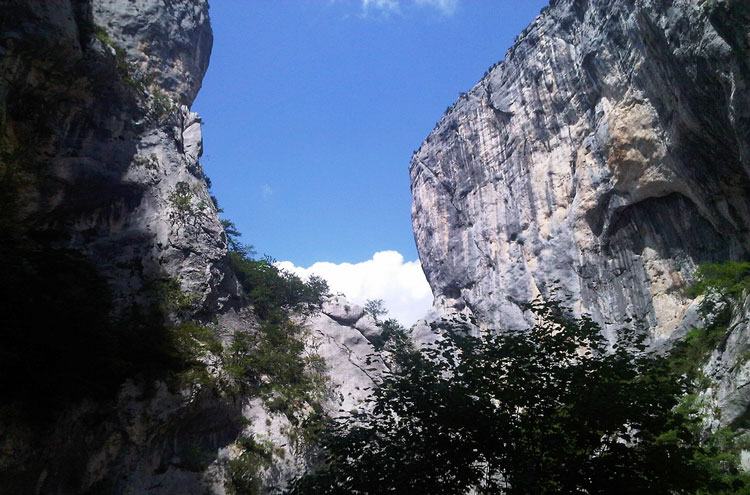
[411,0,750,342]
[1,0,239,315]
[322,295,366,325]
[354,314,383,344]
[91,0,212,105]
[2,2,395,492]
[700,295,750,428]
[307,311,387,413]
[222,297,389,492]
[0,1,248,493]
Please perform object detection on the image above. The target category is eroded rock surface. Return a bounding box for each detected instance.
[700,295,750,428]
[2,2,395,493]
[411,0,750,341]
[2,0,239,314]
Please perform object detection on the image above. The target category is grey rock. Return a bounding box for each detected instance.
[700,295,750,428]
[91,0,212,105]
[306,310,387,414]
[322,295,366,325]
[411,0,750,341]
[0,1,247,493]
[1,0,239,314]
[354,314,383,344]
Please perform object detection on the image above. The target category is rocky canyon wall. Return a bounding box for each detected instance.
[1,0,239,313]
[411,0,750,342]
[1,2,386,493]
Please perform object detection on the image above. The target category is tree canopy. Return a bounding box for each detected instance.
[287,298,737,495]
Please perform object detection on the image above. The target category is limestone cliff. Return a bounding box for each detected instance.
[1,0,238,313]
[411,0,750,342]
[1,1,386,493]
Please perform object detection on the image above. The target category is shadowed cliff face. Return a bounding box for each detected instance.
[1,0,239,314]
[1,3,393,492]
[411,0,750,340]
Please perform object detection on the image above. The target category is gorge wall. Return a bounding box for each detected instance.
[1,0,238,313]
[411,0,750,342]
[1,1,386,493]
[4,0,750,492]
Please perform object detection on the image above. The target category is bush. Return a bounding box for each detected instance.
[225,435,275,495]
[670,260,750,383]
[223,320,327,421]
[224,223,329,320]
[687,261,750,302]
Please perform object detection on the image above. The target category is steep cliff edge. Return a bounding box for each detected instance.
[1,0,236,313]
[411,0,750,341]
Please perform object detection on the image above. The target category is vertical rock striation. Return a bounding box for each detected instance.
[411,0,750,340]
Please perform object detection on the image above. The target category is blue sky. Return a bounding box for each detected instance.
[193,0,549,323]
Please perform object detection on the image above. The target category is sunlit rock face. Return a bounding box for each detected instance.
[411,0,750,341]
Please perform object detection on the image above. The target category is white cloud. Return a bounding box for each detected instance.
[362,0,400,15]
[360,0,458,16]
[414,0,457,16]
[276,250,433,327]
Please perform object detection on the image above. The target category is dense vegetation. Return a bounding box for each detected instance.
[288,270,750,495]
[671,261,750,383]
[218,220,332,492]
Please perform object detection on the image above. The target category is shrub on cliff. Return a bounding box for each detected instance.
[287,298,733,495]
[686,261,750,303]
[224,221,329,319]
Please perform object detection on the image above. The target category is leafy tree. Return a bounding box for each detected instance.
[288,298,730,495]
[228,250,328,320]
[221,219,248,254]
[364,298,387,321]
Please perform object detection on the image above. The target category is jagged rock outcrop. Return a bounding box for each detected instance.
[411,0,750,341]
[314,296,388,412]
[2,0,237,313]
[230,296,387,492]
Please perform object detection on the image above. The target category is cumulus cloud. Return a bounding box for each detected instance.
[276,251,433,327]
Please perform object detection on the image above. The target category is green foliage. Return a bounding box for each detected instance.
[288,299,730,495]
[149,278,199,314]
[669,305,732,383]
[691,428,750,494]
[223,320,328,424]
[220,219,332,450]
[371,318,408,351]
[151,90,176,122]
[362,299,408,349]
[225,435,275,495]
[668,260,750,389]
[363,299,387,321]
[169,181,194,212]
[227,249,329,320]
[93,24,155,92]
[687,261,750,302]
